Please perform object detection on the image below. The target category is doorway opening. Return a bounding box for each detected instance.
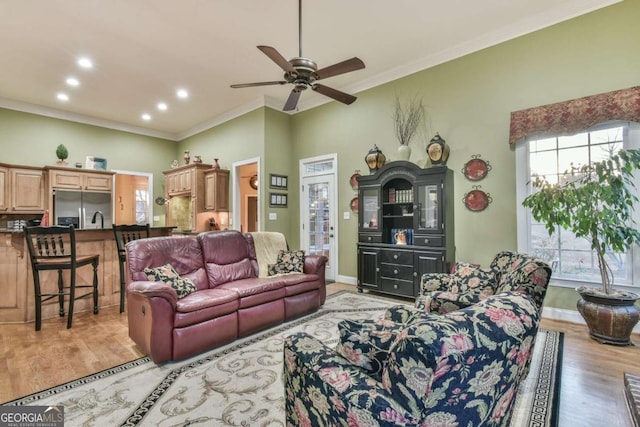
[232,158,260,232]
[112,170,153,225]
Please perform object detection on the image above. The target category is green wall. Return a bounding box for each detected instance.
[0,108,175,221]
[289,0,640,307]
[1,1,638,311]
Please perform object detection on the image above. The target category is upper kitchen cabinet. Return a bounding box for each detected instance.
[204,169,229,211]
[10,167,46,213]
[47,167,114,192]
[164,163,211,198]
[0,166,7,212]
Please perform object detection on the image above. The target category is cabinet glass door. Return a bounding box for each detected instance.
[360,188,379,230]
[417,183,440,232]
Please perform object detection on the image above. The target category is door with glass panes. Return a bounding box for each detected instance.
[301,174,336,280]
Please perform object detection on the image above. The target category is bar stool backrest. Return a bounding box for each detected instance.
[113,224,151,259]
[24,225,77,263]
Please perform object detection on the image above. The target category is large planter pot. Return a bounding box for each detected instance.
[576,286,640,346]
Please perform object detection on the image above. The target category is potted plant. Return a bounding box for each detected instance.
[392,95,424,161]
[522,148,640,345]
[55,144,69,165]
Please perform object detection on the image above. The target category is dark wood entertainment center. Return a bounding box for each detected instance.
[356,161,455,298]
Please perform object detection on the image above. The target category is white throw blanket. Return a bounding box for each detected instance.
[250,232,288,277]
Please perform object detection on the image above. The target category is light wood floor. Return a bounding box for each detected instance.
[1,282,639,426]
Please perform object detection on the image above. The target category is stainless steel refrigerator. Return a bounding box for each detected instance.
[53,190,113,229]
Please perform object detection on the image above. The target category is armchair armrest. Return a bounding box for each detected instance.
[303,254,328,274]
[283,332,421,426]
[128,280,178,309]
[420,273,456,294]
[416,291,486,314]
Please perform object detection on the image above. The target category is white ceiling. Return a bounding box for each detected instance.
[0,0,619,141]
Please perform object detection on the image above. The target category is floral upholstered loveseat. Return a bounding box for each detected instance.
[419,250,551,314]
[283,292,541,426]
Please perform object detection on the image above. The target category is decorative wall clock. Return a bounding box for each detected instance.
[462,154,491,181]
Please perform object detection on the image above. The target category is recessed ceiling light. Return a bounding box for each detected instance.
[57,93,69,101]
[176,89,189,99]
[157,102,168,111]
[77,57,93,69]
[66,77,80,87]
[141,113,151,121]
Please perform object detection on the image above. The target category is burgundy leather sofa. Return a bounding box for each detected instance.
[125,230,327,363]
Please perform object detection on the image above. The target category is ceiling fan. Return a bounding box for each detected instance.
[230,0,365,112]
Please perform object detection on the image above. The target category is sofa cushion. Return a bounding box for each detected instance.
[174,288,240,328]
[198,231,259,286]
[144,263,197,298]
[268,250,305,276]
[126,236,209,291]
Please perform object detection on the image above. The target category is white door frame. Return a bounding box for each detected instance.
[299,153,338,281]
[232,157,261,232]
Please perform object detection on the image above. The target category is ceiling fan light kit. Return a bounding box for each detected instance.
[231,0,364,111]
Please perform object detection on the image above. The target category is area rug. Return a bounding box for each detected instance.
[4,291,563,426]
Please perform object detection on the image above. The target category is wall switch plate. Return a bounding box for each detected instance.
[269,212,277,220]
[153,216,160,221]
[343,211,350,220]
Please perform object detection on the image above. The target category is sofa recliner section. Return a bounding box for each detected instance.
[125,230,327,363]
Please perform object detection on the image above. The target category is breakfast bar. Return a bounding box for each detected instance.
[0,226,174,324]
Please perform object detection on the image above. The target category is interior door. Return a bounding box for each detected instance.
[301,174,336,281]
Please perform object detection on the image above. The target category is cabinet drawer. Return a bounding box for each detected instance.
[380,249,413,264]
[380,278,415,297]
[359,233,382,243]
[413,234,444,247]
[380,263,413,281]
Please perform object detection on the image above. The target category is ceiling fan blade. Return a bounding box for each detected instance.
[315,57,365,80]
[283,88,302,111]
[312,84,357,105]
[257,46,295,73]
[230,81,287,88]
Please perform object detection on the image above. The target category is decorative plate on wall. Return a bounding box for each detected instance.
[463,186,492,212]
[350,197,359,213]
[462,154,491,181]
[350,171,361,190]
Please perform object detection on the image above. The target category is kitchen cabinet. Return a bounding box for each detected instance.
[10,167,45,213]
[163,163,212,230]
[48,168,113,191]
[0,167,7,212]
[204,169,229,211]
[356,161,454,298]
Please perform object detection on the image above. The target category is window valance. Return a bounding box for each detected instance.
[509,86,640,145]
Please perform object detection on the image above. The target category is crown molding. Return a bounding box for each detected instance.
[294,0,621,113]
[0,97,179,141]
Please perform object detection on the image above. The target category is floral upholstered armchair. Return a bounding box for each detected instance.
[419,251,551,314]
[283,292,541,426]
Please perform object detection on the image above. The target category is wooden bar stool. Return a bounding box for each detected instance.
[23,225,100,331]
[112,224,150,313]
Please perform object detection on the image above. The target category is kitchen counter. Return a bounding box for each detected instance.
[0,226,175,325]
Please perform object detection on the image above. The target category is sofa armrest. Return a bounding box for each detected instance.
[303,254,328,274]
[128,280,178,309]
[283,332,420,426]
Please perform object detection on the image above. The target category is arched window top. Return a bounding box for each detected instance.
[509,86,640,145]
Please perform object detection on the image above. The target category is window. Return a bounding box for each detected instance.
[516,122,640,289]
